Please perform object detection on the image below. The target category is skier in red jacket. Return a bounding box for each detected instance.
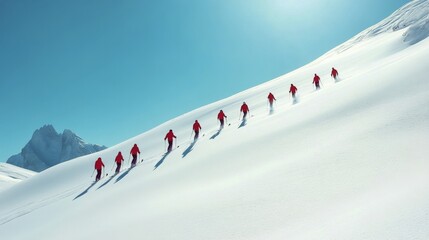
[94,157,105,181]
[289,84,298,98]
[192,120,202,140]
[267,93,276,108]
[130,144,140,167]
[164,129,177,152]
[313,74,321,89]
[331,67,339,80]
[217,110,227,128]
[240,102,250,120]
[114,151,124,174]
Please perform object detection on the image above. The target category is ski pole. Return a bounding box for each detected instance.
[128,154,131,165]
[91,169,95,177]
[189,130,193,140]
[164,140,167,152]
[237,112,242,127]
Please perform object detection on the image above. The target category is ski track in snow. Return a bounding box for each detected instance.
[0,185,82,226]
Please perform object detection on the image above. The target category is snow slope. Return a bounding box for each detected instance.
[324,0,429,56]
[1,1,429,239]
[0,163,35,192]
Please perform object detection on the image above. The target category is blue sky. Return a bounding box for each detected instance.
[0,0,410,162]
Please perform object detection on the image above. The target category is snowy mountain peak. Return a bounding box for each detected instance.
[62,129,83,142]
[6,125,107,172]
[35,124,57,136]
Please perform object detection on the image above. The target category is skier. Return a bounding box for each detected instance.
[192,120,202,140]
[114,151,124,174]
[331,67,339,80]
[94,157,105,182]
[130,144,140,167]
[217,110,227,128]
[267,92,276,109]
[289,84,298,98]
[240,102,250,120]
[164,129,177,152]
[313,73,321,89]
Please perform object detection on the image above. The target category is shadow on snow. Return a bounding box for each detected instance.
[182,140,197,158]
[154,152,170,170]
[238,119,247,128]
[114,167,133,184]
[97,173,117,190]
[73,182,96,200]
[210,129,222,140]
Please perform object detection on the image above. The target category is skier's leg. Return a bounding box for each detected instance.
[96,169,101,181]
[132,154,137,166]
[115,163,121,173]
[168,141,173,152]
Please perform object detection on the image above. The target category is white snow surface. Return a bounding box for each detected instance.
[1,2,429,239]
[0,163,35,192]
[325,0,429,56]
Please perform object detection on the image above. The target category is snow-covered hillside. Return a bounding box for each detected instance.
[324,0,429,56]
[7,125,107,172]
[0,163,35,192]
[1,1,429,239]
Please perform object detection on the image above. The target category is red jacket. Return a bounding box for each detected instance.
[193,121,201,132]
[130,144,140,155]
[289,85,298,94]
[94,158,104,170]
[268,93,276,102]
[115,152,124,163]
[240,103,249,113]
[217,111,227,120]
[164,131,176,142]
[331,68,338,78]
[313,74,320,84]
